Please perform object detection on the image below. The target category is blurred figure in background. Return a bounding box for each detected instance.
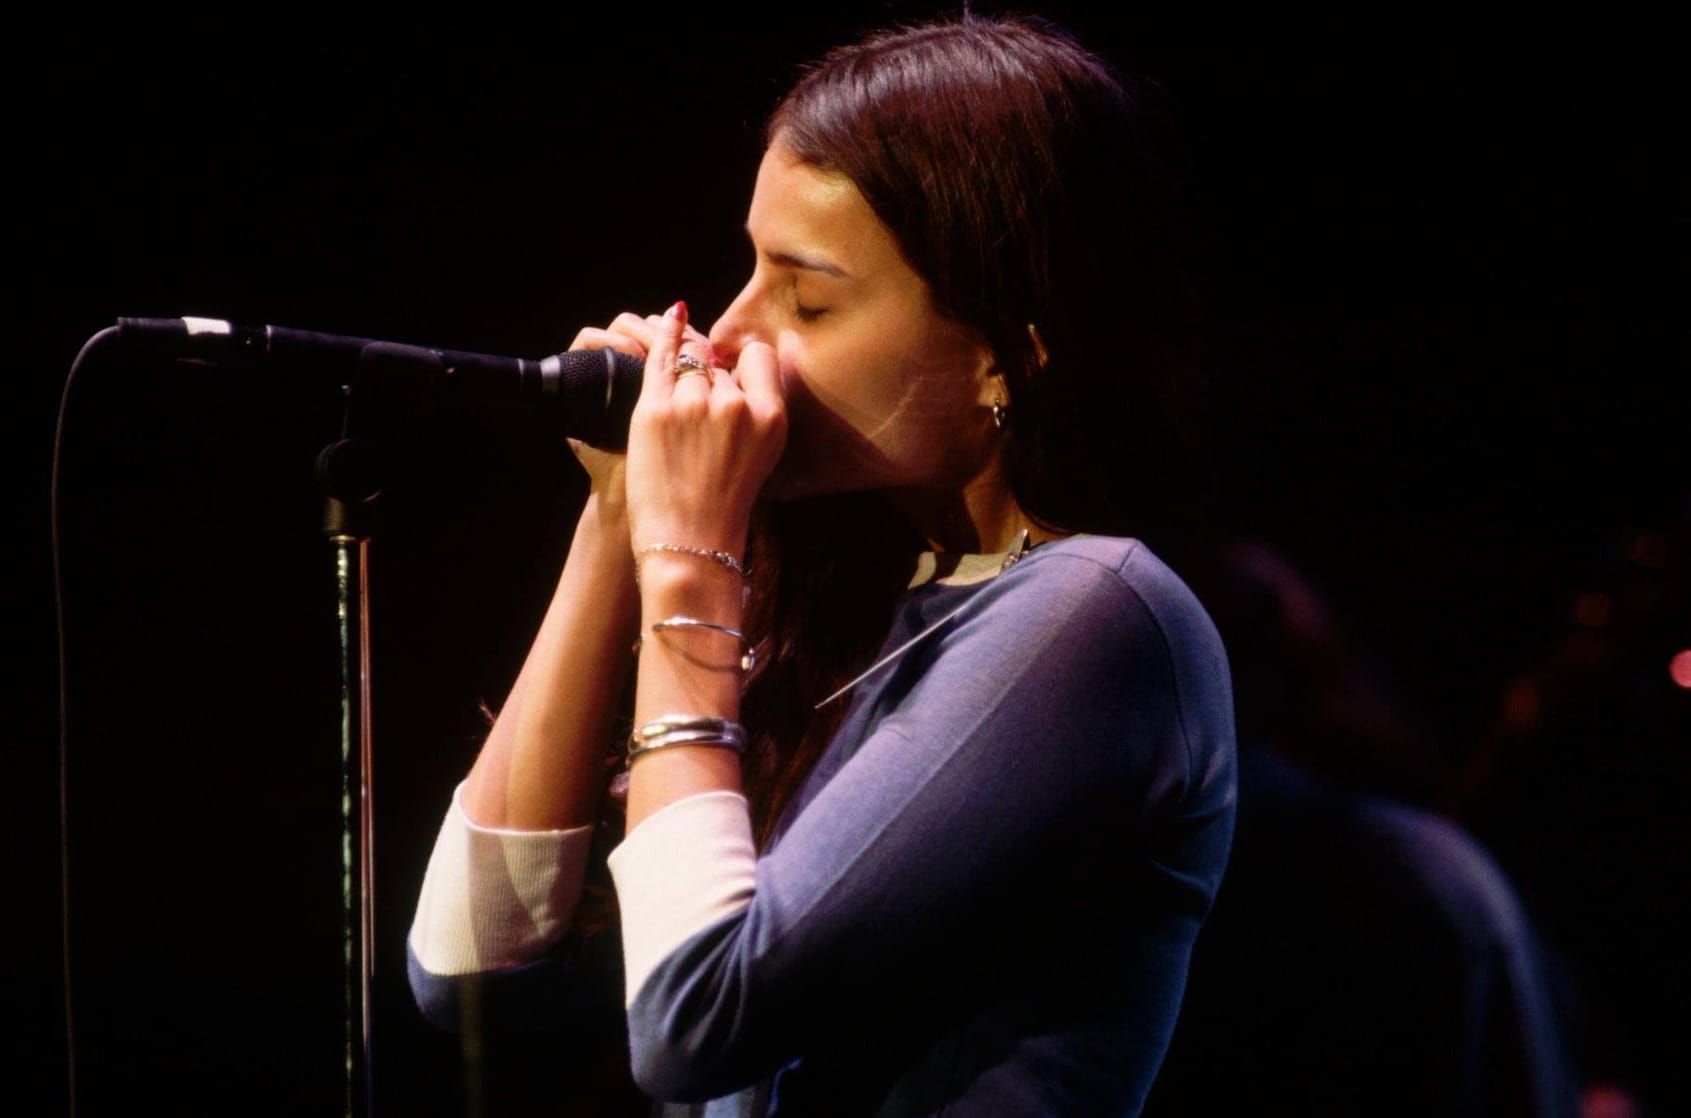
[1149,537,1579,1118]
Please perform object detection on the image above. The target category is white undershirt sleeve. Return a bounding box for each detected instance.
[606,790,757,1006]
[408,781,596,976]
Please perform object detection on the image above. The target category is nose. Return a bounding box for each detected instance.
[708,276,764,368]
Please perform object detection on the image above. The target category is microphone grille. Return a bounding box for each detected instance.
[549,348,645,450]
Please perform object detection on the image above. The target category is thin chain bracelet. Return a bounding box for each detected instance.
[635,542,746,583]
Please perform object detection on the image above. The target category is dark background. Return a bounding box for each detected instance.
[23,5,1686,1115]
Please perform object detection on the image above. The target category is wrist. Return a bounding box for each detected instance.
[579,489,632,542]
[637,554,745,622]
[565,498,640,638]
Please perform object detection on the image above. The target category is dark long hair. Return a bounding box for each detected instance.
[738,14,1211,844]
[772,14,1207,538]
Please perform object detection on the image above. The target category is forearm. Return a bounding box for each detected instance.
[624,553,747,831]
[461,492,639,830]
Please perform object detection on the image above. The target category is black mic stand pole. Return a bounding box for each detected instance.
[316,392,391,1118]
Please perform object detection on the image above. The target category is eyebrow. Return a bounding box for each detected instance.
[746,228,850,279]
[769,250,849,278]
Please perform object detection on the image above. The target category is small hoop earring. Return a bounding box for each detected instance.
[991,396,1009,431]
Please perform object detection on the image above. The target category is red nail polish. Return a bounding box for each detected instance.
[665,300,688,322]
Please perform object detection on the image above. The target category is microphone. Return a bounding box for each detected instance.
[116,316,647,450]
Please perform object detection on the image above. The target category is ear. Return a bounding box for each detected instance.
[973,322,1045,408]
[974,353,1012,435]
[971,343,1007,410]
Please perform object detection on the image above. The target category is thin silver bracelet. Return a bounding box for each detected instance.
[633,615,759,673]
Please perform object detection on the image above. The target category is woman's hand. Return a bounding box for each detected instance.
[622,302,783,831]
[567,311,716,522]
[624,302,786,562]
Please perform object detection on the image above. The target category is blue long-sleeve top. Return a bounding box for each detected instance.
[410,535,1237,1116]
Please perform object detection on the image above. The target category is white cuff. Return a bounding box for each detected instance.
[607,790,756,1006]
[408,782,596,976]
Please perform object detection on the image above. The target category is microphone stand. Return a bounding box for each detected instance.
[316,381,391,1118]
[98,319,601,1113]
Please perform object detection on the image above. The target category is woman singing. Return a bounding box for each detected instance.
[409,14,1236,1115]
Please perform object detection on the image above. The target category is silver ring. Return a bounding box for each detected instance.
[674,353,711,378]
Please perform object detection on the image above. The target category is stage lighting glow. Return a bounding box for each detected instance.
[1573,592,1613,629]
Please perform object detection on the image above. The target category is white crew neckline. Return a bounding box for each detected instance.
[907,548,1020,589]
[908,530,1082,589]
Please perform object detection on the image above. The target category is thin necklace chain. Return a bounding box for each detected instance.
[813,531,1031,710]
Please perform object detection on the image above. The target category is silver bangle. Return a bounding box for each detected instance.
[634,615,759,673]
[635,542,747,580]
[632,713,742,742]
[653,615,745,642]
[627,713,746,765]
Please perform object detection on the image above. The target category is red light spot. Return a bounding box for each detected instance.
[1503,677,1542,730]
[1671,650,1691,690]
[1628,533,1668,567]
